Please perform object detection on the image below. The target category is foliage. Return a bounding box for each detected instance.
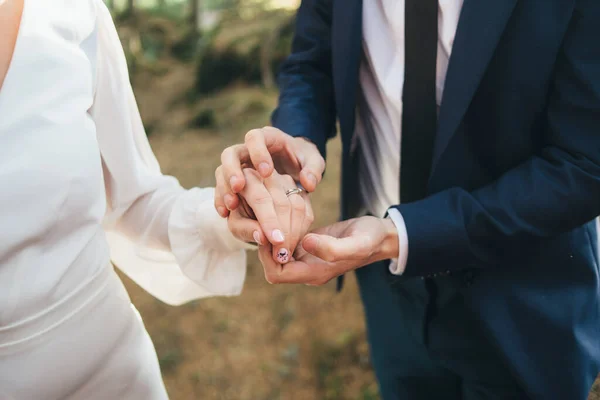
[194,8,295,95]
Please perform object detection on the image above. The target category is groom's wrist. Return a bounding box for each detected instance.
[375,218,400,262]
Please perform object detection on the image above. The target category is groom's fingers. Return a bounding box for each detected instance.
[258,244,283,284]
[258,127,325,193]
[301,233,373,263]
[245,127,289,178]
[294,142,326,193]
[215,166,234,216]
[220,144,250,196]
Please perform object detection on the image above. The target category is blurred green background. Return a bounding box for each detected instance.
[107,1,600,398]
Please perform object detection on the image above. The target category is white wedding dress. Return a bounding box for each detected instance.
[0,0,251,398]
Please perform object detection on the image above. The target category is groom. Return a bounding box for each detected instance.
[216,0,600,398]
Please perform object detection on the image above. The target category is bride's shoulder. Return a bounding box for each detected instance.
[28,0,101,42]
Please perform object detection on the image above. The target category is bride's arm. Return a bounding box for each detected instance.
[90,1,254,304]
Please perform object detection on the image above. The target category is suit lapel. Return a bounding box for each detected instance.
[432,0,519,172]
[332,0,363,149]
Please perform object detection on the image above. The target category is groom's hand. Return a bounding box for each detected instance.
[214,127,325,217]
[258,216,400,285]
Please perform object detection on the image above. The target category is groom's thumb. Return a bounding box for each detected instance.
[302,234,372,263]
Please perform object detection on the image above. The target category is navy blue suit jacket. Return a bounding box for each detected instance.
[271,0,600,398]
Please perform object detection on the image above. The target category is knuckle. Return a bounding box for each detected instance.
[305,210,315,224]
[245,129,262,143]
[292,202,306,214]
[265,272,278,284]
[220,147,233,163]
[251,193,273,207]
[315,278,328,286]
[274,200,291,214]
[283,175,296,186]
[290,197,306,213]
[227,221,239,237]
[323,253,337,263]
[242,227,253,241]
[240,171,259,190]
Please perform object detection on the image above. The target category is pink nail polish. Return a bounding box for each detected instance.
[253,231,262,245]
[272,230,284,243]
[277,249,289,263]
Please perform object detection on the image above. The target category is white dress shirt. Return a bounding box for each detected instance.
[0,0,250,329]
[357,0,464,274]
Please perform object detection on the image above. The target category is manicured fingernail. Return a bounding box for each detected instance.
[253,231,262,245]
[258,162,270,176]
[230,176,239,190]
[224,194,235,209]
[217,206,227,217]
[307,173,317,187]
[272,229,284,242]
[277,248,289,263]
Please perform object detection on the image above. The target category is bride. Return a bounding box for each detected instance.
[0,0,311,398]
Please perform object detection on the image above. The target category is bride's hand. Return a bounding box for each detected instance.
[222,167,314,263]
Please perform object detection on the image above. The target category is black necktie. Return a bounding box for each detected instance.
[400,0,438,203]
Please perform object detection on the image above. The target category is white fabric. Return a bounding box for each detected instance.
[356,0,463,274]
[0,0,249,400]
[0,265,169,400]
[93,1,253,304]
[0,0,251,397]
[386,208,409,274]
[0,0,251,321]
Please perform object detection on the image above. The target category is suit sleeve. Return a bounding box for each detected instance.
[392,0,600,277]
[271,0,337,159]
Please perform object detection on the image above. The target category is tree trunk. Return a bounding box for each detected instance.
[190,0,200,30]
[125,0,135,17]
[260,14,294,90]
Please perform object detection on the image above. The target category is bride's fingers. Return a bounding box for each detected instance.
[282,175,307,262]
[239,169,285,246]
[227,209,267,245]
[301,192,314,240]
[288,191,305,262]
[291,193,314,260]
[264,174,293,264]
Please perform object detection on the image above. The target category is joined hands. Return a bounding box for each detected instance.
[215,127,399,285]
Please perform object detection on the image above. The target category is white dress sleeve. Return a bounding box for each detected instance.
[90,1,252,305]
